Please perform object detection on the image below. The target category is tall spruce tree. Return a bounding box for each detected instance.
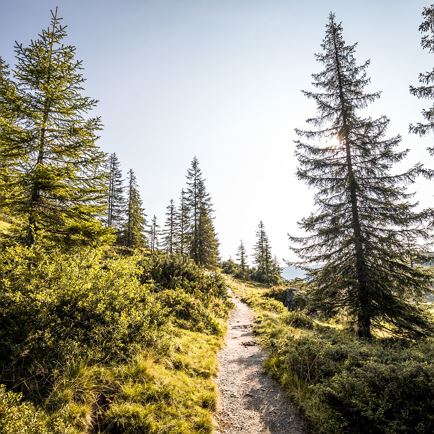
[292,14,432,338]
[197,210,219,267]
[162,199,176,254]
[148,215,160,252]
[184,157,219,267]
[236,240,249,278]
[0,57,25,213]
[122,169,147,249]
[5,9,108,246]
[253,221,278,284]
[175,189,189,255]
[254,221,266,276]
[106,153,125,234]
[410,3,434,142]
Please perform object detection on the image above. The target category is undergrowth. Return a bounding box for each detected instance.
[0,246,231,433]
[227,275,434,434]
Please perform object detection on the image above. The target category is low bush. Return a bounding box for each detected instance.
[0,385,74,434]
[141,252,226,297]
[0,245,230,433]
[283,311,314,329]
[158,289,223,335]
[229,276,434,434]
[141,252,231,330]
[0,245,166,399]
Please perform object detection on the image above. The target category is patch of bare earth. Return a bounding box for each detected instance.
[215,294,306,434]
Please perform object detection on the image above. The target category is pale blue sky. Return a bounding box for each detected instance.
[1,0,432,261]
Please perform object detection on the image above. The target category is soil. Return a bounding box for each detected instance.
[214,294,307,434]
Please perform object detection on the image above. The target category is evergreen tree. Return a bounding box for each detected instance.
[148,214,160,252]
[184,157,219,267]
[5,9,108,246]
[253,221,278,284]
[122,169,146,249]
[197,210,219,267]
[162,199,176,254]
[410,3,434,142]
[0,57,25,213]
[106,153,125,234]
[175,189,189,255]
[271,255,282,281]
[236,240,249,279]
[292,14,432,338]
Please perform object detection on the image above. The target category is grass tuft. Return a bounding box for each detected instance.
[227,275,434,434]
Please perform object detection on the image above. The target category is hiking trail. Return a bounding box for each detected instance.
[215,294,307,433]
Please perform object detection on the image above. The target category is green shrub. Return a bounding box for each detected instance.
[221,258,240,276]
[317,359,434,433]
[158,289,222,335]
[273,330,434,433]
[141,252,227,297]
[283,311,314,329]
[0,246,230,432]
[141,252,231,326]
[0,245,166,398]
[231,277,434,434]
[0,384,75,434]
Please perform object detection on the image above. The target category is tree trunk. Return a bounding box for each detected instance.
[332,25,371,338]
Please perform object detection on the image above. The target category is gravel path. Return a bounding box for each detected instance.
[215,294,306,434]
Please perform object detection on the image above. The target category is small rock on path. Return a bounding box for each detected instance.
[215,294,306,434]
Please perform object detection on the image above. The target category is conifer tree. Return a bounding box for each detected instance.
[184,157,219,267]
[236,240,249,279]
[5,9,108,246]
[162,199,176,254]
[253,221,278,284]
[106,153,125,233]
[197,210,219,267]
[175,189,189,255]
[410,3,434,142]
[148,215,160,252]
[292,14,432,338]
[122,169,147,249]
[272,255,282,280]
[0,57,25,212]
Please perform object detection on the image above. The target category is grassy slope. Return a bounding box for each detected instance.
[2,326,225,434]
[226,275,434,434]
[0,248,231,434]
[54,329,223,433]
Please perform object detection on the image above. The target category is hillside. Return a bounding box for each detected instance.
[226,276,434,433]
[0,250,231,433]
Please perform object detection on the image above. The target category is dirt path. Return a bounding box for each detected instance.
[215,294,306,434]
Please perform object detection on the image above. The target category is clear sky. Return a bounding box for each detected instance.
[1,0,433,262]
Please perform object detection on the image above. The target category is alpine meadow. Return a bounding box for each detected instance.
[0,2,434,434]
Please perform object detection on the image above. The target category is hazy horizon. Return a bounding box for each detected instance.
[1,0,433,263]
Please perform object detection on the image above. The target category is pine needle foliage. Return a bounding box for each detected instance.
[0,57,26,213]
[106,153,126,235]
[122,169,147,249]
[4,9,109,246]
[253,221,280,285]
[175,189,189,256]
[148,214,160,252]
[162,199,176,254]
[236,240,249,278]
[197,210,219,267]
[292,13,433,338]
[184,157,219,268]
[410,3,434,143]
